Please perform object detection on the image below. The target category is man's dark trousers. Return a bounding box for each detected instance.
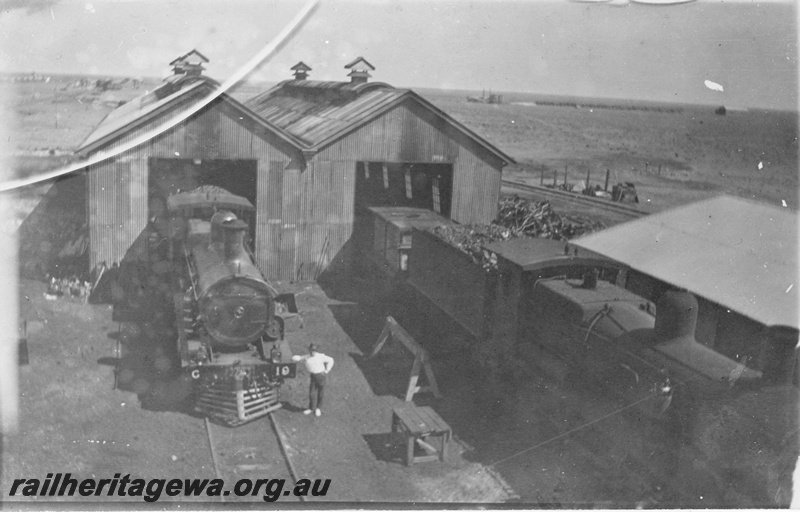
[309,372,326,410]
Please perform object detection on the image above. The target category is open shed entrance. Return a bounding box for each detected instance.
[148,157,258,234]
[351,161,454,280]
[354,162,453,218]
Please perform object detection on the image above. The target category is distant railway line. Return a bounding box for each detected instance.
[501,180,648,221]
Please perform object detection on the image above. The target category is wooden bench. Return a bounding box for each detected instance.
[391,405,451,466]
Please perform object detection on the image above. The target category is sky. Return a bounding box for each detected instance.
[0,0,796,109]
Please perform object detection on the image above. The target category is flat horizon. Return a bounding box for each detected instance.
[3,71,795,113]
[0,1,795,111]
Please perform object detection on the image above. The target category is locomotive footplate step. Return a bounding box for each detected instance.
[391,405,451,466]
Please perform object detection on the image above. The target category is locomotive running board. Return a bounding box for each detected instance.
[195,382,282,427]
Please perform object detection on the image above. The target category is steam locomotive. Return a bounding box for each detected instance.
[166,186,296,426]
[358,205,798,504]
[360,205,795,400]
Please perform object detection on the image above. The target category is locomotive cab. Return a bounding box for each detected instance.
[526,272,658,388]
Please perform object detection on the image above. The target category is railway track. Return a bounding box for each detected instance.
[203,413,304,503]
[501,180,648,220]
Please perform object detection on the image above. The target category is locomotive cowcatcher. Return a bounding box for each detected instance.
[165,186,296,426]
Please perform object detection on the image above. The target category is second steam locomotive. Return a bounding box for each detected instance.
[166,186,296,426]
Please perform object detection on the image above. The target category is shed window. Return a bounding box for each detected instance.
[382,163,389,189]
[405,169,413,199]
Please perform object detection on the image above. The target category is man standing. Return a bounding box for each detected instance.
[292,344,334,417]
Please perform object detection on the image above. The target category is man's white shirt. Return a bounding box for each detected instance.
[292,353,334,374]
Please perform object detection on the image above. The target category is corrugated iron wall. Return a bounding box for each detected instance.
[87,158,151,267]
[286,160,355,281]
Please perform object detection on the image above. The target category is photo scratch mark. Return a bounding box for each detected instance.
[0,0,319,192]
[704,80,724,92]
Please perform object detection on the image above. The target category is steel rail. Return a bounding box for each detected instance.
[501,180,648,219]
[203,413,303,503]
[269,412,306,502]
[204,417,226,503]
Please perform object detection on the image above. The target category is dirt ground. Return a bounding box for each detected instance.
[6,264,791,507]
[421,89,798,211]
[2,276,519,505]
[2,75,797,507]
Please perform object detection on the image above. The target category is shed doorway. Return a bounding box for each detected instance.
[148,157,258,237]
[354,162,453,218]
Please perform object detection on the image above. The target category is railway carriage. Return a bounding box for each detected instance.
[167,186,296,426]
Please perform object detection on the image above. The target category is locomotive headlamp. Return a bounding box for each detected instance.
[270,344,282,363]
[234,306,246,319]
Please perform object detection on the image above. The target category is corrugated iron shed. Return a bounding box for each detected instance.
[76,54,516,280]
[572,196,798,329]
[246,80,515,163]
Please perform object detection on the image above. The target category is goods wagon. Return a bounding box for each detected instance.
[355,206,456,280]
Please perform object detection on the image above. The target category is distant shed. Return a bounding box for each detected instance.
[77,52,514,281]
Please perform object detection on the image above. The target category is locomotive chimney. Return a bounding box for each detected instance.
[654,290,698,342]
[580,268,598,289]
[210,211,238,247]
[222,220,249,264]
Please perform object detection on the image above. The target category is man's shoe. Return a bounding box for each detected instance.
[303,409,312,415]
[315,409,321,417]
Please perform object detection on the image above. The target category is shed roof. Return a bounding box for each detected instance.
[246,80,515,164]
[77,74,303,156]
[572,196,799,329]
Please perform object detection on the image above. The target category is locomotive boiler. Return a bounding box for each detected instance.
[167,186,296,426]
